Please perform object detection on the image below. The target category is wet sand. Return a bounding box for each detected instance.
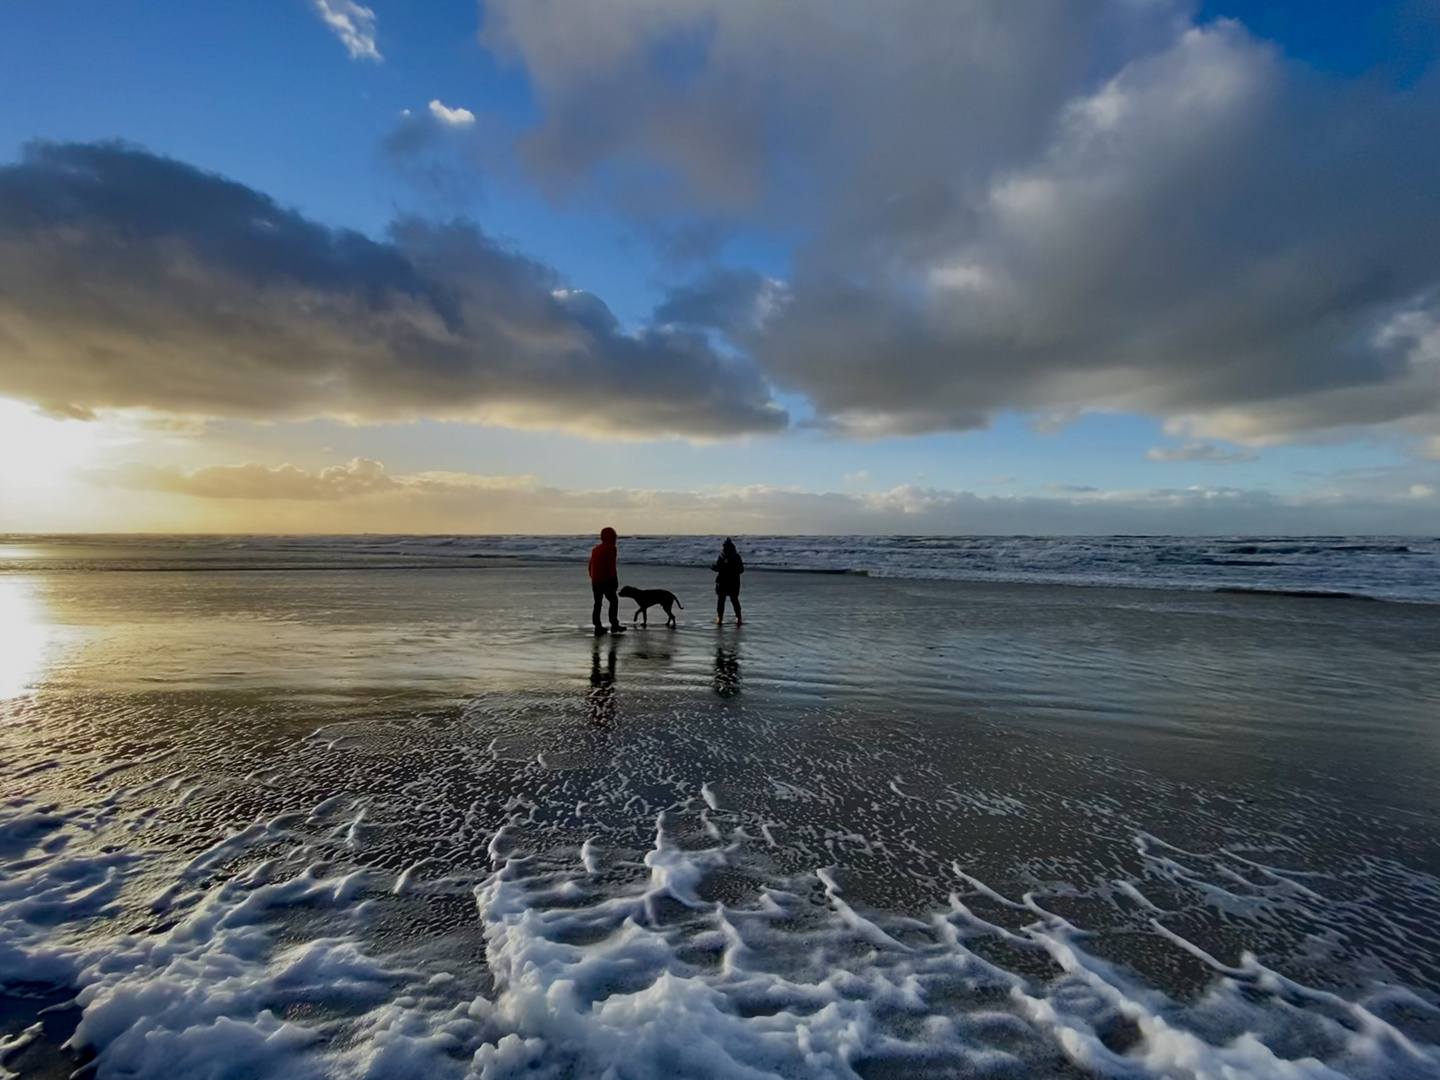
[2,559,1439,1078]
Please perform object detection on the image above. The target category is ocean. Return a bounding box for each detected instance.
[1,535,1437,1079]
[5,532,1438,602]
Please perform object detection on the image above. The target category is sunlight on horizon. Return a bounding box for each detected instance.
[0,397,103,488]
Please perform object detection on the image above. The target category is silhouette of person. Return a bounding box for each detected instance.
[588,640,617,726]
[711,537,745,625]
[587,527,626,636]
[714,644,741,698]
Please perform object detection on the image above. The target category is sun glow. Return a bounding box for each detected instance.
[0,398,103,487]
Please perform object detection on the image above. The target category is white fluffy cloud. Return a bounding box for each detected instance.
[428,100,476,126]
[479,1,1440,447]
[312,0,382,62]
[0,142,785,439]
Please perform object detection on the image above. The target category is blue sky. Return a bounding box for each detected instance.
[0,0,1437,533]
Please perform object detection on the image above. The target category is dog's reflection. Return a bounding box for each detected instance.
[587,641,618,726]
[713,643,741,698]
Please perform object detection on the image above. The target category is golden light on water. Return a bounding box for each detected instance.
[0,579,48,700]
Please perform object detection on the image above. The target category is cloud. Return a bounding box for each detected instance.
[0,142,786,439]
[482,1,1440,444]
[312,0,382,62]
[86,458,543,501]
[428,100,476,126]
[379,107,493,211]
[1147,443,1258,464]
[92,458,398,500]
[480,0,1125,217]
[82,457,1440,535]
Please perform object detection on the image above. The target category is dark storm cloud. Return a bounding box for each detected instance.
[0,141,786,437]
[483,0,1440,444]
[653,267,772,332]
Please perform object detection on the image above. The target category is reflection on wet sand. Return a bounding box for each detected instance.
[713,641,741,698]
[0,578,48,700]
[587,640,617,726]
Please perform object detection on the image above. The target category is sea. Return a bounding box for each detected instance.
[1,534,1438,1079]
[4,533,1438,602]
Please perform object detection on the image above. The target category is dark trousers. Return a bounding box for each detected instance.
[716,586,741,619]
[592,580,620,628]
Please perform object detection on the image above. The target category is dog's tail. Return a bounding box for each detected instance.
[676,598,684,609]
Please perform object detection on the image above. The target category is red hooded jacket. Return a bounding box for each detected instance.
[588,529,618,583]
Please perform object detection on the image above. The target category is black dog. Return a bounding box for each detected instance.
[618,585,684,628]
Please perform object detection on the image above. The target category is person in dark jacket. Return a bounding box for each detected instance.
[587,527,626,636]
[711,537,745,625]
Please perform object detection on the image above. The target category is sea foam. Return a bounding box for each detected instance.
[3,789,1438,1079]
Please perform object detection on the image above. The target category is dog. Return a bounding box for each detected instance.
[618,585,684,628]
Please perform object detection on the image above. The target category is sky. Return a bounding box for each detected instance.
[1,0,1438,534]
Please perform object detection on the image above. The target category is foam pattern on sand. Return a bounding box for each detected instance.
[3,688,1440,1080]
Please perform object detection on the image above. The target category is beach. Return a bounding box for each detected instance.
[2,538,1439,1078]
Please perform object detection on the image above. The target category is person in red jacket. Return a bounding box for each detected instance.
[587,527,626,636]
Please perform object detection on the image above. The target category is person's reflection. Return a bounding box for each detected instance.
[713,643,741,698]
[587,641,617,726]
